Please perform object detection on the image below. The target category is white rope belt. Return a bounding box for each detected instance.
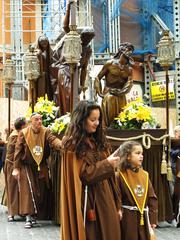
[122,205,148,212]
[122,205,156,238]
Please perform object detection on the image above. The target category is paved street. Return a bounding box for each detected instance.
[0,205,60,240]
[0,172,180,240]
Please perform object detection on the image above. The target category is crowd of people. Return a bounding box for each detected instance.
[0,99,179,239]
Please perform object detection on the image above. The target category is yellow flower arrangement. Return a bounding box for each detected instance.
[26,95,59,127]
[114,98,158,130]
[49,113,70,134]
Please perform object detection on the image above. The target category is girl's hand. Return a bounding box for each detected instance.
[118,209,123,220]
[12,168,20,180]
[151,224,157,229]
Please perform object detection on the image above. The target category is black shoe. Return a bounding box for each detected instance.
[177,222,180,228]
[31,217,36,225]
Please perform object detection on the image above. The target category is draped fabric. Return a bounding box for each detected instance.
[61,151,86,240]
[60,140,121,240]
[4,131,19,216]
[49,149,61,224]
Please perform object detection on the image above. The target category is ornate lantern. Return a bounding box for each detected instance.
[157,30,175,67]
[62,25,82,64]
[61,0,82,112]
[3,59,15,84]
[2,59,15,137]
[24,45,40,111]
[157,30,175,133]
[24,45,40,80]
[62,26,82,112]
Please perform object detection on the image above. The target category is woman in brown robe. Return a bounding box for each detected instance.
[116,141,158,240]
[61,100,121,240]
[4,117,26,221]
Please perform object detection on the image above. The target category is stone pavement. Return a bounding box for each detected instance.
[0,172,180,240]
[0,204,180,240]
[0,205,60,240]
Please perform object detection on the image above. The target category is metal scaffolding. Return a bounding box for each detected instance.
[1,0,92,100]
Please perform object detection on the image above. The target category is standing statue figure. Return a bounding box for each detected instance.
[50,0,95,115]
[94,42,134,127]
[35,35,54,101]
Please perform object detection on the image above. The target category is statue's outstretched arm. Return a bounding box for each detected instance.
[63,0,75,33]
[79,48,92,92]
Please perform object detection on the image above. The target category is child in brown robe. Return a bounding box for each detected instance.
[116,141,158,240]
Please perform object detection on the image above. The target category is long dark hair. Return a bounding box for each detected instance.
[63,100,109,156]
[118,141,142,171]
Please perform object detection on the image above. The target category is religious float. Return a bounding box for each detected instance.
[30,96,173,224]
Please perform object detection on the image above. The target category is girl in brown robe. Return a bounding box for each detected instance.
[4,117,26,221]
[116,141,158,240]
[61,100,121,240]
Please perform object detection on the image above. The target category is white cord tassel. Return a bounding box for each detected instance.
[25,167,37,214]
[83,185,88,227]
[177,200,180,225]
[146,207,156,240]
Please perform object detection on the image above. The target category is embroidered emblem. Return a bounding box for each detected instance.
[33,145,43,156]
[134,185,144,197]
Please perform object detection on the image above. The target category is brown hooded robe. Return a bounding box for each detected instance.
[61,143,121,240]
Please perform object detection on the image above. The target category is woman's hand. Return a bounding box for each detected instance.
[107,150,120,168]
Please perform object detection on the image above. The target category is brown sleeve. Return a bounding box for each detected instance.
[5,135,17,162]
[115,172,123,209]
[46,129,62,150]
[80,159,114,185]
[108,174,122,210]
[14,131,26,169]
[147,180,158,225]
